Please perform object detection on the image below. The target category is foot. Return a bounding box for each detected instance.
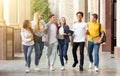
[72,61,78,68]
[35,66,40,71]
[50,66,55,71]
[26,68,30,73]
[79,66,83,71]
[89,62,93,69]
[94,66,99,72]
[61,66,65,71]
[65,60,68,64]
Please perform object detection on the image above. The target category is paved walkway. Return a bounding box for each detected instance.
[0,46,120,76]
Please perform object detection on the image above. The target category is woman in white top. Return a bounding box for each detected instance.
[58,17,70,71]
[31,12,46,71]
[21,20,34,73]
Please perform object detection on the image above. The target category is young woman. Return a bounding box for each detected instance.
[58,17,70,71]
[21,20,34,73]
[31,12,46,71]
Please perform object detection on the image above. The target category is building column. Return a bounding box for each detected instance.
[25,0,31,20]
[0,0,6,26]
[116,0,120,47]
[102,0,113,52]
[18,0,26,26]
[4,0,18,26]
[18,0,31,26]
[115,0,120,57]
[73,0,88,22]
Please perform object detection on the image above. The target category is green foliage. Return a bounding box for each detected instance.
[31,0,51,23]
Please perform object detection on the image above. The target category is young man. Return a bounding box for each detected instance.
[72,12,87,71]
[45,14,58,71]
[87,14,104,72]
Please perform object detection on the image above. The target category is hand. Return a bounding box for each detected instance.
[63,33,68,35]
[97,39,102,43]
[40,28,45,33]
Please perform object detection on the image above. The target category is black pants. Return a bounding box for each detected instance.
[72,42,85,67]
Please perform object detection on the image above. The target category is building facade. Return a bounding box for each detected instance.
[0,0,120,60]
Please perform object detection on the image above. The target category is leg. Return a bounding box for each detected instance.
[27,45,33,68]
[59,40,64,66]
[22,45,28,65]
[47,44,52,67]
[79,42,85,71]
[72,43,79,67]
[50,42,57,66]
[34,41,40,66]
[63,43,69,62]
[93,44,100,67]
[79,42,85,67]
[88,42,94,63]
[37,42,44,60]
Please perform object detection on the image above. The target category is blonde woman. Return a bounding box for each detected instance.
[21,20,34,73]
[31,12,46,71]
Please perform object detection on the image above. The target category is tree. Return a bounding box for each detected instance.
[31,0,51,23]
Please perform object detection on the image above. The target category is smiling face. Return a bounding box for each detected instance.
[49,15,56,23]
[91,14,98,22]
[60,17,66,26]
[34,12,41,21]
[91,16,96,22]
[77,13,83,21]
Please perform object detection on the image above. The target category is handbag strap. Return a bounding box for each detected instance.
[99,23,101,35]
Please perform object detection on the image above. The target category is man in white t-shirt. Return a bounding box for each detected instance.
[72,12,87,71]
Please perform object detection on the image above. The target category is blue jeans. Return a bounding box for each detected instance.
[23,45,33,68]
[88,41,100,67]
[34,36,44,66]
[58,39,69,66]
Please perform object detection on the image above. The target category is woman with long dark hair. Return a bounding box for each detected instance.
[58,17,70,71]
[21,20,34,73]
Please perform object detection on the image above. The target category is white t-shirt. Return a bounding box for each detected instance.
[59,26,64,35]
[21,29,34,46]
[73,22,87,42]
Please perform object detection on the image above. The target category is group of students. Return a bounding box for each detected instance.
[21,11,104,73]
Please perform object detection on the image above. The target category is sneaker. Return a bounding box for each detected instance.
[65,60,68,64]
[26,68,30,73]
[89,62,93,69]
[94,66,99,72]
[72,61,78,68]
[61,66,65,71]
[35,66,40,71]
[50,66,55,71]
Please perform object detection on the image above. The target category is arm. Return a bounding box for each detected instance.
[21,31,33,42]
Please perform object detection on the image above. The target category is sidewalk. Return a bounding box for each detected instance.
[0,46,120,76]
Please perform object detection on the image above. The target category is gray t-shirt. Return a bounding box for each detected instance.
[49,24,57,44]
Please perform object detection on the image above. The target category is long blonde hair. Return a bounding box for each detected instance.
[33,12,41,31]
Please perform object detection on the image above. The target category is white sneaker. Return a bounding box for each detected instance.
[89,63,93,69]
[94,66,99,72]
[50,66,55,71]
[26,68,30,73]
[61,66,65,71]
[35,66,40,71]
[65,60,68,64]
